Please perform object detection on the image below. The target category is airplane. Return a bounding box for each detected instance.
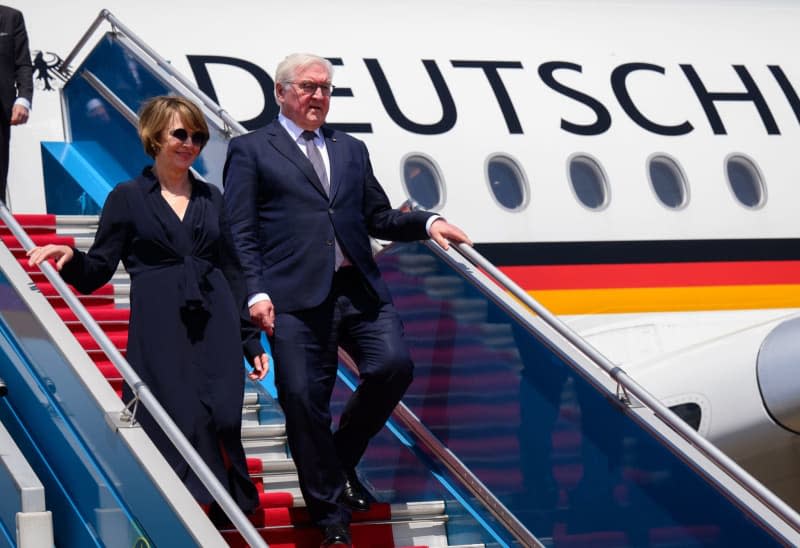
[6,0,800,524]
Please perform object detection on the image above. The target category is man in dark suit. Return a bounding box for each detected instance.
[0,5,33,203]
[224,53,471,546]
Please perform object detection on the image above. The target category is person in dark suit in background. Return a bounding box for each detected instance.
[223,52,471,547]
[28,96,268,517]
[0,5,33,204]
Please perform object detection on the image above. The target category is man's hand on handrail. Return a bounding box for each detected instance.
[429,218,473,251]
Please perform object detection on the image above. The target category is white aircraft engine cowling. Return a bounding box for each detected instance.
[757,317,800,435]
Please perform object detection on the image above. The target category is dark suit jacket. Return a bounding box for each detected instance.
[223,119,434,313]
[0,6,33,119]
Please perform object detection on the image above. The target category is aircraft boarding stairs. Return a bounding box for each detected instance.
[4,208,800,547]
[2,9,800,547]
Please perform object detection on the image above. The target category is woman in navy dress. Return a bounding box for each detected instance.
[28,96,268,514]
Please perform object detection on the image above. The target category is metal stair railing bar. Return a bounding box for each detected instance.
[60,9,246,137]
[432,237,800,538]
[0,203,269,547]
[79,69,138,127]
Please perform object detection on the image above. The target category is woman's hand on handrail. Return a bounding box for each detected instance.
[27,244,75,271]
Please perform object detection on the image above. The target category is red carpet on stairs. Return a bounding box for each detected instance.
[3,214,411,547]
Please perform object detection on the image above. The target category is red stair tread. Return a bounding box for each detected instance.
[43,295,117,309]
[222,520,398,548]
[65,323,129,335]
[18,261,59,273]
[94,360,120,379]
[259,491,294,509]
[246,457,262,473]
[55,307,130,323]
[4,213,56,224]
[73,331,127,350]
[0,214,56,235]
[90,349,126,361]
[54,304,121,317]
[2,234,75,248]
[36,282,115,296]
[250,503,392,528]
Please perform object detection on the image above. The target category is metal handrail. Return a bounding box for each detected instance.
[59,9,247,136]
[80,69,139,127]
[431,239,800,535]
[0,205,268,547]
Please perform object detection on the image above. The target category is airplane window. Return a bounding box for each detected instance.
[568,155,609,210]
[648,155,688,209]
[725,155,765,208]
[669,403,702,431]
[486,155,528,211]
[402,155,444,210]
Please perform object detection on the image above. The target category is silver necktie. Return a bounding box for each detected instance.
[302,131,346,268]
[302,130,330,195]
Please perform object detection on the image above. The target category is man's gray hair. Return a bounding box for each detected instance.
[275,53,334,101]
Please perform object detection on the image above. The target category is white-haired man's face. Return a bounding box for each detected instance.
[276,63,332,131]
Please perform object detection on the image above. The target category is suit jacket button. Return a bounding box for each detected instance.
[326,240,333,246]
[328,208,334,214]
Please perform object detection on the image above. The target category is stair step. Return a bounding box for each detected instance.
[72,330,128,350]
[54,214,98,234]
[220,502,455,548]
[1,233,66,248]
[0,214,56,235]
[242,422,287,440]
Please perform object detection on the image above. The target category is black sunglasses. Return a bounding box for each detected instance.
[170,128,209,147]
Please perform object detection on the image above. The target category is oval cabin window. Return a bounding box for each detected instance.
[486,155,528,211]
[726,155,765,208]
[402,155,444,210]
[569,155,609,210]
[648,155,688,209]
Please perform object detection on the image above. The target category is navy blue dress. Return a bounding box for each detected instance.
[61,167,261,512]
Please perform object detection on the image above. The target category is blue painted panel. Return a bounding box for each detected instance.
[0,272,199,546]
[0,515,13,548]
[41,141,138,215]
[41,141,103,215]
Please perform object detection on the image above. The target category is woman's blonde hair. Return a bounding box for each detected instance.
[138,95,209,158]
